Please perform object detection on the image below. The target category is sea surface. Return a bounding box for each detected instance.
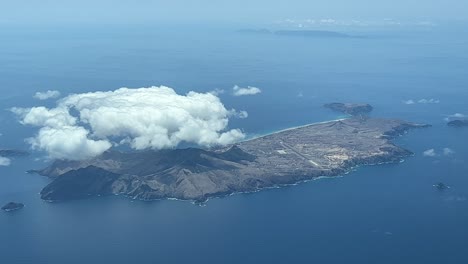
[1,24,468,263]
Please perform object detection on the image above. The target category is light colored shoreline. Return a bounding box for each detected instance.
[243,118,348,142]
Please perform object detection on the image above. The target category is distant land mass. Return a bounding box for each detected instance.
[237,29,273,34]
[0,149,29,157]
[238,29,356,38]
[447,119,468,127]
[34,115,430,203]
[275,30,351,38]
[1,202,24,212]
[324,103,373,116]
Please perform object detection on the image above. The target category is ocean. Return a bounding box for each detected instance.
[1,24,468,263]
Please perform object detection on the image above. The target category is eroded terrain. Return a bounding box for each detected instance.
[37,118,429,202]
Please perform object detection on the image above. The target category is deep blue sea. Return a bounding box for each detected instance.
[1,24,468,263]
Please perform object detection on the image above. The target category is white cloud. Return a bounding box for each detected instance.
[0,157,11,166]
[417,21,437,27]
[26,126,112,160]
[423,148,455,158]
[320,19,337,24]
[209,89,225,96]
[403,98,440,105]
[11,106,77,128]
[445,113,466,122]
[33,90,61,100]
[445,196,467,202]
[423,149,437,157]
[231,110,248,119]
[450,113,465,118]
[14,86,246,160]
[443,148,455,156]
[418,98,440,104]
[274,18,436,29]
[403,100,415,105]
[232,85,262,96]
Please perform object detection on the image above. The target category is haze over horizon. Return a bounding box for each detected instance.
[2,0,468,25]
[2,0,468,263]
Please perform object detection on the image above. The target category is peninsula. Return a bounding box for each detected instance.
[35,117,429,203]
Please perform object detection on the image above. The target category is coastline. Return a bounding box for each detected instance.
[37,117,425,204]
[243,118,349,142]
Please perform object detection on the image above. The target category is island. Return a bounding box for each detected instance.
[434,182,449,191]
[447,120,468,127]
[238,29,356,38]
[237,29,272,34]
[1,202,25,212]
[275,30,351,38]
[324,103,373,116]
[34,117,430,203]
[0,149,29,157]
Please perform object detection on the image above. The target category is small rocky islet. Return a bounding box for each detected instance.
[1,202,25,212]
[434,182,450,191]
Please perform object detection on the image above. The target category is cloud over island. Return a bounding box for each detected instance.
[13,86,247,160]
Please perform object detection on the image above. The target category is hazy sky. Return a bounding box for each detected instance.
[2,0,468,25]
